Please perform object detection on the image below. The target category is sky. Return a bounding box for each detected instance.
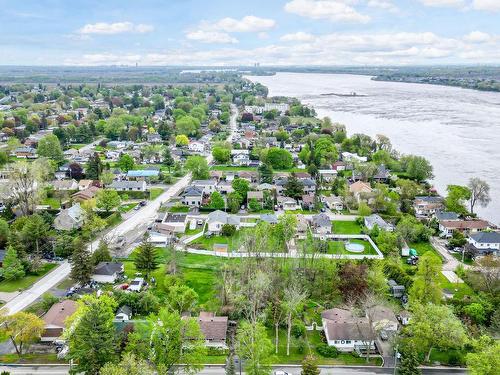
[0,0,499,66]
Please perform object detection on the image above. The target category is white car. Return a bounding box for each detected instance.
[274,371,290,375]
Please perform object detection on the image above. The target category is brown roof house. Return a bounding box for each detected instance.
[197,311,228,348]
[41,300,77,342]
[321,308,376,354]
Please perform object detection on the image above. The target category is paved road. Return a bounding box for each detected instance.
[0,364,468,375]
[0,106,238,315]
[430,237,471,272]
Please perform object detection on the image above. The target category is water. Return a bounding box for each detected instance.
[246,73,500,225]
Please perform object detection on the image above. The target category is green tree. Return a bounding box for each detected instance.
[409,252,442,305]
[117,154,135,172]
[313,137,338,166]
[466,337,499,375]
[401,155,433,182]
[166,284,198,313]
[185,155,209,180]
[264,147,293,170]
[212,147,231,164]
[248,198,261,212]
[236,321,273,375]
[232,178,250,201]
[100,353,154,375]
[398,342,421,375]
[209,191,225,210]
[227,192,243,214]
[301,355,320,375]
[86,153,103,179]
[176,115,200,136]
[0,311,45,357]
[284,174,304,199]
[395,215,432,243]
[1,246,25,280]
[258,163,273,183]
[96,189,121,214]
[134,235,159,276]
[69,239,93,285]
[162,147,175,173]
[405,303,467,362]
[146,308,206,375]
[91,241,112,265]
[67,295,118,374]
[445,185,471,216]
[37,134,63,162]
[175,134,189,146]
[21,214,50,267]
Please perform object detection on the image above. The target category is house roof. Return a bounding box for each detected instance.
[349,181,372,194]
[51,179,77,190]
[72,186,100,200]
[127,170,160,177]
[207,210,240,225]
[198,312,228,341]
[415,195,443,203]
[192,179,217,186]
[312,213,331,228]
[109,180,145,190]
[441,220,489,230]
[43,300,77,328]
[116,305,132,317]
[257,183,274,190]
[183,186,203,197]
[364,214,393,230]
[94,262,123,276]
[260,213,278,224]
[164,213,187,223]
[324,321,375,341]
[435,211,460,221]
[247,191,263,200]
[469,231,500,244]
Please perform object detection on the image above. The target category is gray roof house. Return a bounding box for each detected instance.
[435,211,460,222]
[206,210,240,233]
[109,180,147,192]
[182,186,204,207]
[364,214,394,232]
[54,203,84,231]
[467,231,500,256]
[92,262,124,283]
[312,213,332,234]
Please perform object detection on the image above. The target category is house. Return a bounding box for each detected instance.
[321,308,375,353]
[311,213,332,234]
[264,102,289,114]
[373,165,391,182]
[51,179,78,191]
[260,213,278,224]
[216,181,234,195]
[323,196,343,211]
[364,214,394,232]
[115,305,133,321]
[197,311,228,348]
[92,262,124,283]
[467,231,500,257]
[435,211,460,222]
[192,180,217,195]
[342,152,367,163]
[206,210,240,233]
[349,181,373,200]
[332,161,347,171]
[302,178,317,195]
[109,180,147,192]
[296,214,309,238]
[78,179,94,191]
[388,279,405,298]
[318,169,338,183]
[413,196,444,217]
[232,153,250,166]
[13,147,37,158]
[257,183,274,191]
[128,277,145,292]
[158,213,188,233]
[72,186,100,202]
[188,141,205,153]
[41,300,77,342]
[247,191,264,204]
[367,306,399,338]
[301,194,315,210]
[182,186,204,207]
[439,220,490,238]
[127,170,160,179]
[237,171,258,183]
[54,203,84,231]
[277,196,299,211]
[147,133,162,143]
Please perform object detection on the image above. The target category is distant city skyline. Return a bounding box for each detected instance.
[1,0,499,66]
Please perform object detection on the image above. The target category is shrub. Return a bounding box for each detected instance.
[221,224,236,237]
[316,343,339,358]
[291,320,306,338]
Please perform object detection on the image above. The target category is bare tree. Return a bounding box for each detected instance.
[283,282,307,356]
[468,177,491,214]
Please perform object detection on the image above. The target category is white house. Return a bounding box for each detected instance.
[323,196,344,211]
[278,196,299,211]
[264,102,289,114]
[467,231,500,256]
[54,203,84,231]
[128,277,145,292]
[206,210,240,233]
[188,141,205,153]
[318,169,338,183]
[192,180,217,195]
[109,180,147,192]
[364,214,394,232]
[182,186,204,207]
[115,305,133,321]
[92,262,124,283]
[158,213,188,233]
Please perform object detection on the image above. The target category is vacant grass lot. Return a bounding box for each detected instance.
[0,263,58,292]
[118,202,138,213]
[149,188,164,200]
[332,220,362,234]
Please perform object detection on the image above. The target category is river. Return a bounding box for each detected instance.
[245,73,500,225]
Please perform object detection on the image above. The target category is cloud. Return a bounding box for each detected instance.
[185,30,238,44]
[280,32,316,42]
[200,15,276,33]
[78,22,153,35]
[284,0,371,23]
[367,0,399,12]
[463,31,493,42]
[418,0,465,7]
[472,0,500,11]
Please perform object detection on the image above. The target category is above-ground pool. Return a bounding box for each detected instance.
[345,242,365,253]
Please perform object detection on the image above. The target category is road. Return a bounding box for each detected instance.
[430,237,471,272]
[0,364,468,375]
[0,105,238,315]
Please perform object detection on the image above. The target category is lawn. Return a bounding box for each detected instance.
[211,165,257,172]
[41,197,61,209]
[149,188,164,200]
[168,205,190,213]
[297,238,377,256]
[0,263,58,292]
[332,220,362,234]
[118,202,138,213]
[191,228,251,252]
[0,353,64,364]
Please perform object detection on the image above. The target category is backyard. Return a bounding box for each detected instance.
[332,220,362,234]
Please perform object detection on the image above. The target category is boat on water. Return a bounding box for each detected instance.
[320,91,367,97]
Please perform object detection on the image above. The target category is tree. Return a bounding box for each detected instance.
[67,295,118,374]
[284,174,304,199]
[0,311,45,357]
[301,355,320,375]
[100,353,154,375]
[236,321,273,375]
[185,155,209,180]
[221,224,236,236]
[209,191,225,210]
[70,239,93,285]
[1,246,25,280]
[405,303,467,362]
[398,341,421,375]
[409,252,442,305]
[264,147,293,170]
[146,308,206,375]
[248,198,261,212]
[134,234,159,276]
[466,338,500,375]
[96,189,121,213]
[445,185,471,216]
[92,241,112,265]
[117,154,135,172]
[21,214,50,267]
[401,155,433,182]
[232,178,250,201]
[258,163,273,183]
[86,152,103,180]
[468,177,491,214]
[166,284,198,313]
[162,147,175,173]
[68,162,84,180]
[395,215,432,243]
[176,115,200,136]
[227,192,243,214]
[212,147,231,164]
[283,284,307,356]
[175,134,189,146]
[37,134,63,162]
[313,137,338,166]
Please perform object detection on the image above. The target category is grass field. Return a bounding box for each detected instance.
[41,197,61,209]
[0,353,64,364]
[149,188,164,200]
[191,229,249,252]
[118,202,138,213]
[0,263,58,292]
[332,221,362,234]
